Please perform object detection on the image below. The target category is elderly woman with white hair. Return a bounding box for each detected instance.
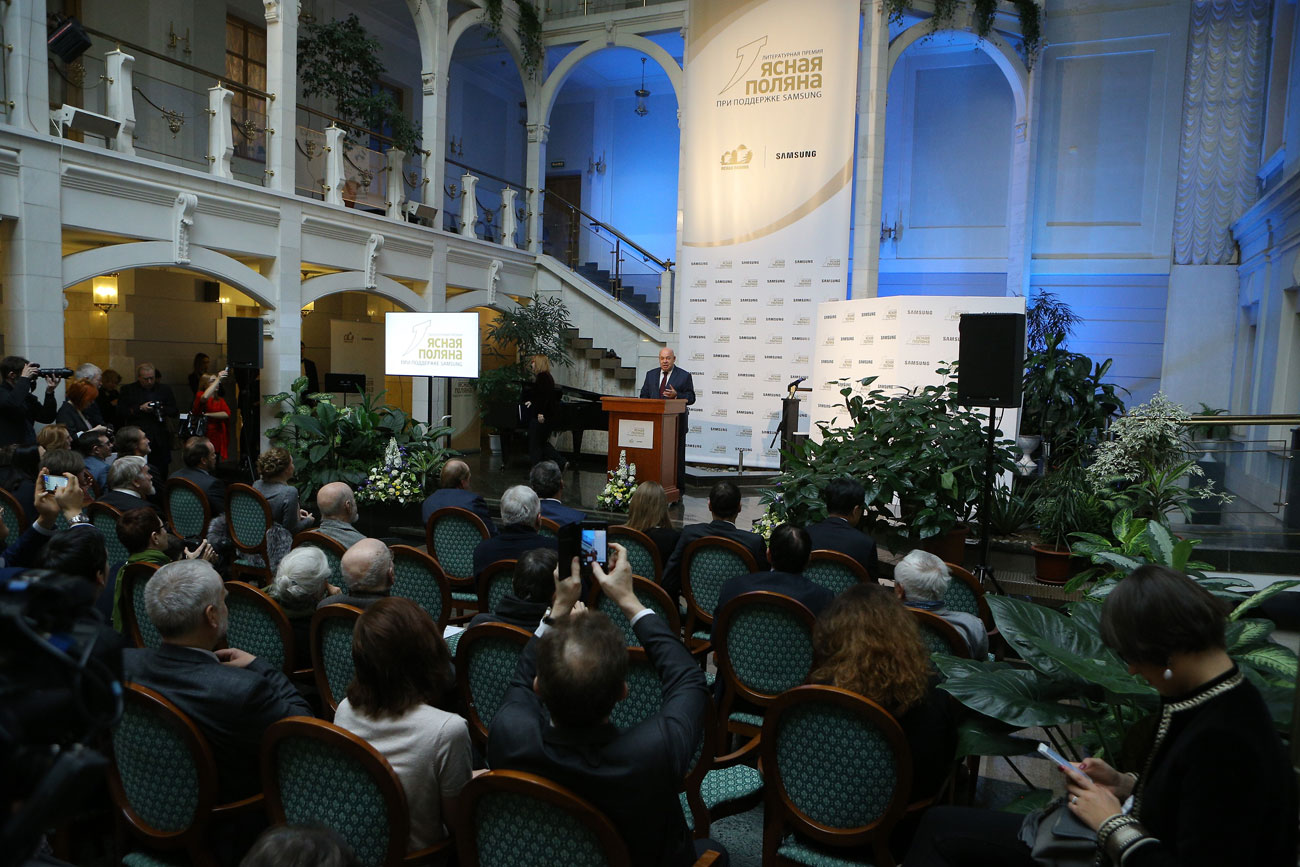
[268,545,340,668]
[893,549,988,658]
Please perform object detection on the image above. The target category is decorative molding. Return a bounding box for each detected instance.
[364,233,385,289]
[61,168,175,207]
[486,258,503,305]
[195,196,279,227]
[173,192,198,264]
[421,71,437,95]
[386,237,434,257]
[526,123,550,144]
[263,0,282,23]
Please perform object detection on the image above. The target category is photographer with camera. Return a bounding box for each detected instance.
[117,364,178,474]
[0,357,61,448]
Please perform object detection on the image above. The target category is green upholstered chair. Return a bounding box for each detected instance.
[609,647,663,729]
[224,580,295,675]
[444,628,464,658]
[910,608,972,660]
[760,685,913,867]
[0,487,25,542]
[476,558,518,616]
[292,530,348,590]
[538,517,560,539]
[261,717,451,867]
[713,591,816,741]
[164,476,212,540]
[86,502,129,568]
[681,703,764,837]
[608,525,663,583]
[681,536,759,653]
[425,506,491,618]
[805,549,872,595]
[454,770,632,867]
[589,575,680,647]
[226,483,273,584]
[455,621,533,749]
[311,603,364,714]
[389,544,452,631]
[943,561,997,634]
[121,561,162,649]
[109,684,261,867]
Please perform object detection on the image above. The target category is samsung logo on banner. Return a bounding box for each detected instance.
[711,353,730,359]
[820,358,834,365]
[737,372,756,378]
[689,298,707,303]
[794,259,813,265]
[764,356,783,362]
[766,279,786,285]
[763,392,782,400]
[735,409,755,416]
[690,261,708,266]
[908,309,933,315]
[943,336,959,342]
[740,298,759,303]
[858,358,873,365]
[881,335,897,341]
[904,360,929,366]
[710,390,729,396]
[775,150,817,160]
[793,297,812,303]
[715,279,733,285]
[741,259,759,265]
[709,426,729,433]
[713,316,732,322]
[765,317,783,323]
[739,335,757,341]
[688,334,706,341]
[839,336,854,342]
[820,278,842,284]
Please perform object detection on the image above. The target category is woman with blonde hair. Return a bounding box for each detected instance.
[253,446,315,534]
[36,423,72,454]
[625,480,679,567]
[524,354,564,468]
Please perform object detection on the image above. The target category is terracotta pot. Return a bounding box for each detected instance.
[920,524,969,565]
[1031,544,1084,585]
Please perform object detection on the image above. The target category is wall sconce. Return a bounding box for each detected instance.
[301,302,315,318]
[634,57,650,117]
[92,273,118,313]
[587,153,606,175]
[218,295,231,304]
[447,135,463,157]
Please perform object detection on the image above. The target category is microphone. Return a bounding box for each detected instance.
[786,375,807,397]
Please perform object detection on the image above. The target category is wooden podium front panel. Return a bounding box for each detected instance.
[600,398,687,502]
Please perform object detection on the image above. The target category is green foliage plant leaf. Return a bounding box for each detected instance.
[954,717,1040,759]
[935,657,1094,728]
[1227,580,1300,622]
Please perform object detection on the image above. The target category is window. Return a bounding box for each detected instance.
[225,15,267,160]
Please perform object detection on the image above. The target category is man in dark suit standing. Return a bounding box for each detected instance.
[488,543,726,867]
[117,363,179,474]
[472,485,557,577]
[123,559,312,800]
[0,357,59,447]
[639,347,695,492]
[805,477,878,580]
[661,480,766,599]
[169,437,226,517]
[713,524,833,641]
[420,459,498,536]
[529,460,585,528]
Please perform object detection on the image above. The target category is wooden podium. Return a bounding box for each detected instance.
[600,397,687,501]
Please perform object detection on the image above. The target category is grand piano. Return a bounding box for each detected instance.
[495,382,610,463]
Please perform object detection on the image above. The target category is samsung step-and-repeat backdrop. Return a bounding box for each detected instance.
[679,0,860,468]
[808,295,1027,438]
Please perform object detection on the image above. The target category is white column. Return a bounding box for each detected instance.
[3,147,65,374]
[208,85,235,179]
[263,0,298,193]
[1005,84,1037,298]
[3,0,50,133]
[324,126,346,206]
[386,148,407,219]
[500,187,519,248]
[849,2,890,300]
[261,202,303,450]
[105,51,136,154]
[422,0,451,212]
[459,173,479,237]
[525,122,549,253]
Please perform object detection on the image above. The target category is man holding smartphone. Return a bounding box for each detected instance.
[0,357,60,447]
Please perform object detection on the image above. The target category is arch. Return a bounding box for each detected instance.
[887,24,1028,119]
[540,34,684,126]
[445,289,521,315]
[404,0,440,77]
[61,241,277,309]
[446,8,531,95]
[300,272,424,312]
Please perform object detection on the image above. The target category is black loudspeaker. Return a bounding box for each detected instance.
[957,313,1025,408]
[227,317,263,369]
[200,281,220,303]
[48,16,92,64]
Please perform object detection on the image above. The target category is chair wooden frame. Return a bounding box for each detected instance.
[680,536,759,651]
[261,716,451,866]
[586,575,681,644]
[538,516,560,537]
[310,603,365,714]
[455,769,632,867]
[944,561,996,631]
[454,621,534,749]
[120,561,161,649]
[806,549,873,592]
[389,544,453,633]
[107,684,262,867]
[475,558,518,616]
[292,529,348,591]
[760,685,913,867]
[424,506,491,580]
[682,701,764,838]
[224,580,297,676]
[0,486,27,534]
[910,608,973,660]
[225,483,273,584]
[608,525,664,582]
[163,476,213,540]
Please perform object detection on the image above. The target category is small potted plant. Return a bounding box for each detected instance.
[1031,468,1112,584]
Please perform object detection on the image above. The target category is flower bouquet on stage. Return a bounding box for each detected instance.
[596,450,638,513]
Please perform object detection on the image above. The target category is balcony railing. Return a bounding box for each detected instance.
[544,0,678,19]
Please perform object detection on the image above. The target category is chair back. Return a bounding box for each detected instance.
[455,770,632,867]
[121,561,162,649]
[292,530,348,589]
[608,525,663,582]
[164,477,212,540]
[262,717,418,867]
[389,544,452,631]
[311,603,364,713]
[714,591,816,707]
[589,576,680,647]
[0,487,26,541]
[226,483,272,558]
[108,684,220,866]
[477,558,518,615]
[760,685,912,866]
[944,561,994,631]
[425,506,490,581]
[910,608,972,659]
[538,517,560,538]
[609,647,663,729]
[224,581,296,675]
[456,622,533,747]
[805,549,871,595]
[86,502,128,568]
[681,536,759,629]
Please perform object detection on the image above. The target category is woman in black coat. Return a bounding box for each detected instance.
[525,354,565,469]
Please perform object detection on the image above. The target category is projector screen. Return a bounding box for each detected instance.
[384,312,480,378]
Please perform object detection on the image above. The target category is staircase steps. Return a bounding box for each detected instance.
[561,327,640,389]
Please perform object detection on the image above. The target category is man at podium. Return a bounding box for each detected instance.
[639,347,695,491]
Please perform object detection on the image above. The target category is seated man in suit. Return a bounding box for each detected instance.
[488,543,726,867]
[96,456,159,515]
[315,481,365,550]
[529,460,584,528]
[471,485,557,577]
[805,476,878,580]
[893,549,988,658]
[469,546,556,629]
[169,437,227,517]
[319,538,393,610]
[123,559,312,800]
[662,480,766,599]
[420,459,497,536]
[712,523,833,641]
[74,429,113,494]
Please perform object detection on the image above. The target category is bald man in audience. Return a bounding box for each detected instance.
[420,459,497,535]
[319,538,393,609]
[316,482,364,550]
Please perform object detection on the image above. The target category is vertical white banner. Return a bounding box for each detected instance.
[680,0,859,468]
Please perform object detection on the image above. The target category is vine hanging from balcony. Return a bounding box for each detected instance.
[882,0,1042,70]
[482,0,544,78]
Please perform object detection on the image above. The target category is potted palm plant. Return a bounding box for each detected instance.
[1031,467,1112,584]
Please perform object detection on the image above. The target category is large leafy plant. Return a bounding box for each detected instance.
[1020,333,1126,469]
[475,293,574,428]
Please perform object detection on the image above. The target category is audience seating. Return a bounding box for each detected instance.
[538,517,560,538]
[108,684,262,867]
[163,477,212,541]
[455,621,533,750]
[680,536,759,653]
[681,703,764,838]
[121,561,162,649]
[0,487,25,541]
[261,716,452,867]
[713,591,816,745]
[224,580,296,676]
[292,530,348,590]
[609,647,663,729]
[425,506,491,618]
[476,558,518,616]
[389,544,452,632]
[910,608,973,660]
[804,549,872,595]
[607,525,663,583]
[86,502,128,569]
[760,685,913,867]
[225,483,274,584]
[588,576,680,647]
[944,560,999,654]
[310,603,364,715]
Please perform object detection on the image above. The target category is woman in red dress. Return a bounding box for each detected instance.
[193,369,232,459]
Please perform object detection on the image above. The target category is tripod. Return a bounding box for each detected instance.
[974,407,1007,596]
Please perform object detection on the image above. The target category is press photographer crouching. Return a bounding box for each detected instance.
[0,358,65,448]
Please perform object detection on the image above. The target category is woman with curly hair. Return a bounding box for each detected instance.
[811,583,958,803]
[253,446,315,534]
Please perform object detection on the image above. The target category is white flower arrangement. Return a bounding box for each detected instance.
[596,450,639,512]
[751,506,779,541]
[356,437,424,505]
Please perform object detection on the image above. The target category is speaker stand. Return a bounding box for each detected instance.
[976,408,1007,597]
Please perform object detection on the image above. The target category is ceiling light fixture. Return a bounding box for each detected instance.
[634,57,650,117]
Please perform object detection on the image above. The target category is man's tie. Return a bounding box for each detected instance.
[660,371,668,394]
